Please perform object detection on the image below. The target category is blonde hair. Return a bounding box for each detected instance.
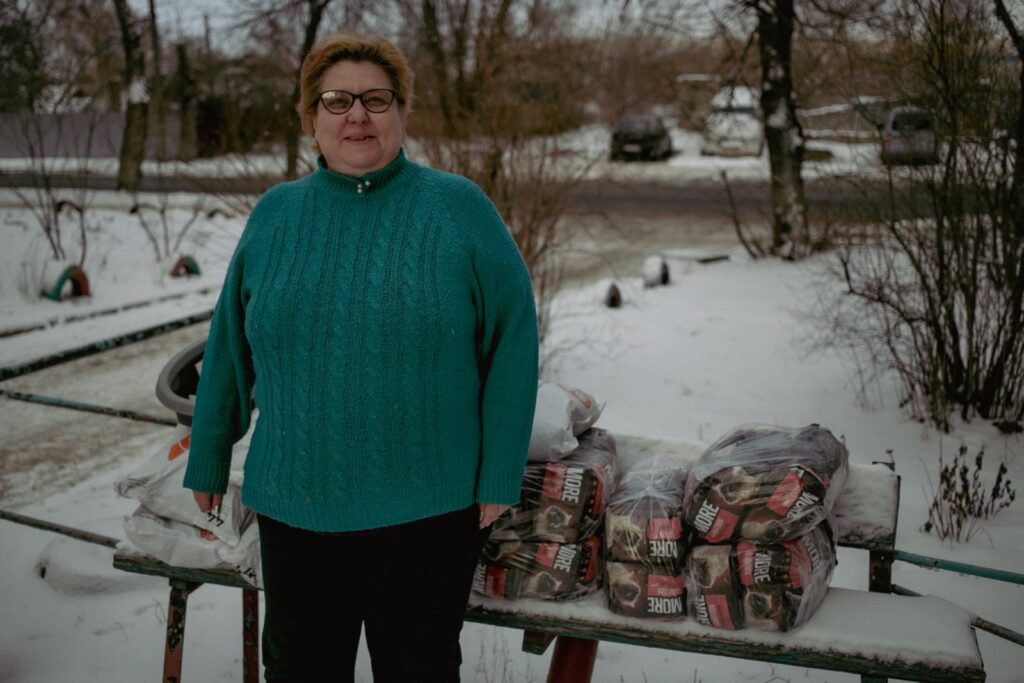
[297,33,414,138]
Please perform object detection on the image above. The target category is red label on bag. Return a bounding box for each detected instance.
[766,468,805,515]
[535,542,559,568]
[167,434,191,461]
[583,536,600,582]
[705,594,737,630]
[485,566,508,598]
[648,574,684,598]
[705,507,739,543]
[648,517,681,540]
[542,465,566,501]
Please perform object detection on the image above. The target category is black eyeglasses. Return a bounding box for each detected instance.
[318,89,399,114]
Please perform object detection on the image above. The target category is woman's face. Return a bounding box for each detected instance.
[314,60,405,177]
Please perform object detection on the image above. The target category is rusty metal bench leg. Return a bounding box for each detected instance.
[164,579,202,683]
[546,636,598,683]
[242,589,260,683]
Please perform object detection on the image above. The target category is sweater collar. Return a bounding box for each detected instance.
[312,148,412,196]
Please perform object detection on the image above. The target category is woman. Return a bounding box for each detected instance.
[183,33,538,682]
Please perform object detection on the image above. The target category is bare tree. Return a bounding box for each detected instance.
[147,0,167,160]
[0,0,105,280]
[753,0,809,257]
[286,0,333,179]
[174,41,198,161]
[111,0,148,191]
[817,0,1024,430]
[404,0,595,347]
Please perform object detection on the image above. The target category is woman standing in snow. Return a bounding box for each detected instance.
[182,33,538,682]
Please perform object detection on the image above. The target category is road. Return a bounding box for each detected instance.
[0,170,919,221]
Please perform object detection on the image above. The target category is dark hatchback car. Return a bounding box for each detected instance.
[610,115,673,161]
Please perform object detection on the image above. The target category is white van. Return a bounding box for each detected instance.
[701,86,764,157]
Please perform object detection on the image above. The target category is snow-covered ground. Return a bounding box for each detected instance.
[1,152,1021,682]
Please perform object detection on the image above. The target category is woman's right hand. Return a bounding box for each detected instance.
[192,491,224,514]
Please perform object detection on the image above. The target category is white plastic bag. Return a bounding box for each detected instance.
[115,425,252,545]
[122,504,261,587]
[527,383,603,462]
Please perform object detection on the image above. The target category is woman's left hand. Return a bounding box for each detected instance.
[478,503,510,529]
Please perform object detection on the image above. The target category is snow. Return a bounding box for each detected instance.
[1,149,1023,683]
[471,588,982,673]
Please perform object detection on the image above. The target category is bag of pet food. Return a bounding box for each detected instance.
[682,424,849,544]
[605,454,689,570]
[605,561,686,618]
[115,425,253,545]
[685,522,836,632]
[472,535,602,601]
[490,428,618,543]
[527,383,604,462]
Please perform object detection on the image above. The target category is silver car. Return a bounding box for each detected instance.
[879,106,940,165]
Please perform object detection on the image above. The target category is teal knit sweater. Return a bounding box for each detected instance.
[182,150,539,532]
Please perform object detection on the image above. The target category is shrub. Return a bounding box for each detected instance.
[921,444,1015,542]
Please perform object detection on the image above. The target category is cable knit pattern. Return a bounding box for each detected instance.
[183,149,539,532]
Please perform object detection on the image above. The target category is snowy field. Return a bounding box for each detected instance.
[1,147,1022,682]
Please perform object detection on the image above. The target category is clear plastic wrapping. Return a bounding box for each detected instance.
[684,523,836,631]
[606,561,686,618]
[490,428,618,543]
[472,535,602,601]
[528,383,604,462]
[682,424,849,544]
[605,454,690,570]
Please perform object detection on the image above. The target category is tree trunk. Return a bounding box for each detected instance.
[147,0,167,161]
[176,43,198,161]
[754,0,808,258]
[286,0,332,179]
[112,0,148,192]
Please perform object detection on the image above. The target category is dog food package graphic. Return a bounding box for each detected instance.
[605,561,686,618]
[490,428,619,544]
[605,453,690,570]
[681,424,849,544]
[684,523,837,631]
[473,535,603,601]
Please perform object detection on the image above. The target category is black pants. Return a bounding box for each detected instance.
[256,505,488,682]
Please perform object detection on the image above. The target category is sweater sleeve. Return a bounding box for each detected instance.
[463,184,539,505]
[182,212,259,495]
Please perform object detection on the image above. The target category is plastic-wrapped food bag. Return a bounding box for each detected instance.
[115,425,253,545]
[472,535,602,601]
[490,428,618,543]
[685,523,837,631]
[605,454,690,570]
[682,424,849,544]
[527,383,604,462]
[606,561,686,618]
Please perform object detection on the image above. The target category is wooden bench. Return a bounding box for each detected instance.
[112,433,987,683]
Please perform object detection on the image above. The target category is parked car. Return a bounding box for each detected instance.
[879,106,940,165]
[610,114,673,161]
[701,86,764,157]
